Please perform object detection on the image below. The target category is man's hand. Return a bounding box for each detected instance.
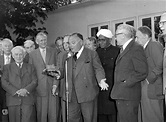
[52,85,58,96]
[16,89,29,97]
[99,79,109,91]
[2,109,8,115]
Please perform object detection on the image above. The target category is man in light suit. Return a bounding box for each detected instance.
[136,26,164,122]
[111,24,148,122]
[1,46,37,122]
[0,38,14,122]
[59,33,109,122]
[29,32,59,122]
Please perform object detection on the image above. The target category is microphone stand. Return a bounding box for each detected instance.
[65,59,69,122]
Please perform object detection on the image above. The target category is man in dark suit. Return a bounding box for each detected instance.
[159,12,166,121]
[59,33,108,122]
[1,46,37,122]
[96,29,120,122]
[111,24,148,122]
[0,38,14,122]
[136,26,164,122]
[29,32,60,122]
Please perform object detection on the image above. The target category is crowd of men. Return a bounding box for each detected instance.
[0,12,166,122]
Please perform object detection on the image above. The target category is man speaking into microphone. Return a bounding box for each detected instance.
[59,33,108,122]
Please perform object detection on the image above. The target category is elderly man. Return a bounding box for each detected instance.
[24,40,35,54]
[29,32,59,122]
[0,38,14,122]
[111,24,148,122]
[57,35,71,122]
[23,40,35,63]
[160,12,166,92]
[55,36,64,54]
[136,26,164,122]
[59,33,108,122]
[159,12,166,120]
[96,29,120,122]
[1,46,37,122]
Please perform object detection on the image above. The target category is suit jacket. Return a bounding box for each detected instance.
[145,40,164,99]
[61,47,105,103]
[29,47,59,96]
[111,40,148,100]
[1,62,37,106]
[0,54,15,109]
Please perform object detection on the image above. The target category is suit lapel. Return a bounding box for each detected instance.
[116,40,135,64]
[10,56,15,63]
[75,48,87,78]
[145,40,151,54]
[36,48,45,66]
[67,56,73,82]
[11,63,20,76]
[21,63,28,77]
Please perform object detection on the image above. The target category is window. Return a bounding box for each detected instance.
[138,12,163,41]
[112,17,137,33]
[88,22,110,38]
[112,17,137,45]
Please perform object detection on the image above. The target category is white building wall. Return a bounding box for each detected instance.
[45,0,166,45]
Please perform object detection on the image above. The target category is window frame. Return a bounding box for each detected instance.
[138,12,163,40]
[88,21,110,38]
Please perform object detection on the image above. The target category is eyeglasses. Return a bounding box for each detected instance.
[98,38,106,42]
[115,33,124,37]
[159,21,166,26]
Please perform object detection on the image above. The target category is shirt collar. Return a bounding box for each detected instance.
[39,47,46,52]
[4,54,11,58]
[77,46,84,59]
[143,40,150,49]
[122,38,132,50]
[16,62,23,67]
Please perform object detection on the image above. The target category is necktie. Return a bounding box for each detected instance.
[41,49,46,62]
[73,52,78,61]
[18,63,22,68]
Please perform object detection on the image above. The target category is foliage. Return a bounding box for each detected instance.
[0,0,81,45]
[0,0,53,45]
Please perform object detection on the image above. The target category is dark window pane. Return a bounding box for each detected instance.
[126,21,134,26]
[100,25,108,29]
[91,27,98,37]
[142,18,151,29]
[154,16,161,40]
[115,22,123,31]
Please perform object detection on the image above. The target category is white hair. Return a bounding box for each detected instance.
[2,38,13,47]
[11,46,26,56]
[24,40,34,47]
[35,32,47,43]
